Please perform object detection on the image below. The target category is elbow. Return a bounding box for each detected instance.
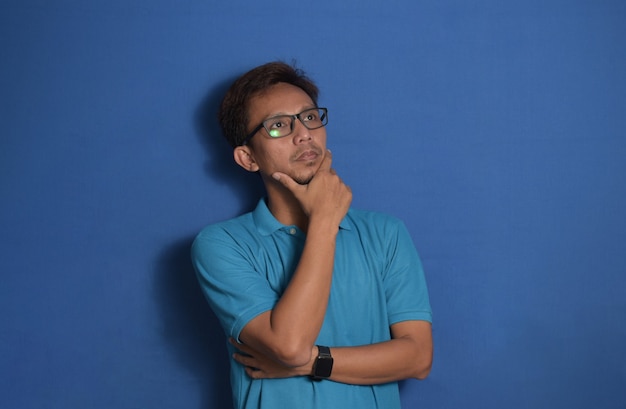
[273,342,314,368]
[413,361,432,380]
[411,351,433,380]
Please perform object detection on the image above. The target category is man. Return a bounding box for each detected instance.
[192,61,432,409]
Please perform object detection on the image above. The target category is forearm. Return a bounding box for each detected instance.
[326,337,432,384]
[268,222,338,361]
[327,321,433,384]
[240,220,339,366]
[233,321,433,383]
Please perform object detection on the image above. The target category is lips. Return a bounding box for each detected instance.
[295,148,322,162]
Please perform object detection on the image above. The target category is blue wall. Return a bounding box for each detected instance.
[1,1,625,408]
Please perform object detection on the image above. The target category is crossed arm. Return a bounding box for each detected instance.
[233,320,432,384]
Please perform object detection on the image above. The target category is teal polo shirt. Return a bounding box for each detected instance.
[192,198,432,409]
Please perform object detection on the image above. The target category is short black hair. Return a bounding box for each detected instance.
[218,61,319,147]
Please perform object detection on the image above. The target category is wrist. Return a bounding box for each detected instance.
[310,345,334,380]
[307,216,341,237]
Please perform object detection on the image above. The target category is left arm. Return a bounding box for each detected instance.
[326,320,433,383]
[232,319,433,384]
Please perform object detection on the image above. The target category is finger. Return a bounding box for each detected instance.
[229,338,255,357]
[232,352,244,364]
[317,149,333,172]
[229,337,243,350]
[245,366,262,379]
[272,171,300,193]
[232,352,252,365]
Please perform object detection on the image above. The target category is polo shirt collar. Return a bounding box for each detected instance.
[252,198,351,236]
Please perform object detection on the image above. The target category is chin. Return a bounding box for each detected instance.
[294,174,315,185]
[295,158,323,185]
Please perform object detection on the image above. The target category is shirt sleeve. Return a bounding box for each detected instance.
[382,218,432,325]
[191,224,279,341]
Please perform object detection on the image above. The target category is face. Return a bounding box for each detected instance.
[236,82,327,185]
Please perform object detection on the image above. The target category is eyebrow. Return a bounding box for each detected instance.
[262,105,317,120]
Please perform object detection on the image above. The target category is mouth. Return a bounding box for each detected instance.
[294,147,322,162]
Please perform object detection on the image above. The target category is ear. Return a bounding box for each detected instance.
[233,146,260,173]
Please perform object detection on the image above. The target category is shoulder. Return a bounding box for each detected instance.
[342,208,412,249]
[191,212,256,255]
[345,208,407,233]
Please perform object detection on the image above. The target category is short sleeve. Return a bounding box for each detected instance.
[191,224,279,340]
[382,219,432,325]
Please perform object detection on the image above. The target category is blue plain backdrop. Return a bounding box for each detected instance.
[1,1,625,408]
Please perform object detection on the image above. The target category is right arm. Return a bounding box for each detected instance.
[238,151,352,367]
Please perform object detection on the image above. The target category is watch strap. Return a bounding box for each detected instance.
[311,345,333,380]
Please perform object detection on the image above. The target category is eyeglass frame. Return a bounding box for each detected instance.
[241,107,328,145]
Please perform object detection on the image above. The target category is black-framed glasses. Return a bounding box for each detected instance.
[242,107,328,145]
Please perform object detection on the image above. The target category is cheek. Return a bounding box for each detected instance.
[254,148,285,172]
[315,130,327,146]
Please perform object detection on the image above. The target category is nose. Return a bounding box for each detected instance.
[292,118,312,144]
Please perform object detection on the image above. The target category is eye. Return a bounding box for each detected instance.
[265,116,291,137]
[303,111,318,122]
[268,119,287,129]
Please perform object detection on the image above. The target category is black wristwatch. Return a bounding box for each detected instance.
[311,345,333,380]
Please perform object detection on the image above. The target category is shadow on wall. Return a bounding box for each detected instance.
[156,237,233,409]
[155,73,265,408]
[195,75,265,215]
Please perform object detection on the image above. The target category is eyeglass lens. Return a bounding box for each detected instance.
[265,108,327,138]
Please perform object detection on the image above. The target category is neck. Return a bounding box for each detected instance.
[264,180,309,232]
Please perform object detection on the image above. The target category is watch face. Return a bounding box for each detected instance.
[315,357,333,378]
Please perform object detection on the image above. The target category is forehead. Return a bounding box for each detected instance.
[248,83,315,121]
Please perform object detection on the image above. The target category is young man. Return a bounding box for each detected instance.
[192,61,432,409]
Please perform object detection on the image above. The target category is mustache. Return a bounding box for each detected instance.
[291,145,323,160]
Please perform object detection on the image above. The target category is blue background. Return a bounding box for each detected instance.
[1,1,625,408]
